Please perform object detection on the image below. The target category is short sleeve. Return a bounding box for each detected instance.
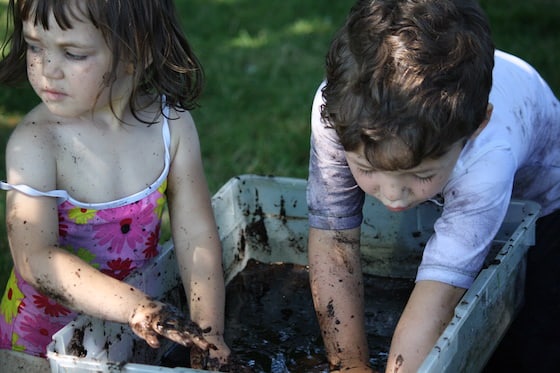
[416,146,517,288]
[306,83,365,230]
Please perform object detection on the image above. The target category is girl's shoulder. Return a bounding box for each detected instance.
[164,106,198,151]
[8,104,62,150]
[5,104,63,189]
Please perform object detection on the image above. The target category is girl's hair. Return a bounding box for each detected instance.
[0,0,204,121]
[322,0,495,170]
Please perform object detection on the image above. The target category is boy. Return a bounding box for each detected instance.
[306,0,560,372]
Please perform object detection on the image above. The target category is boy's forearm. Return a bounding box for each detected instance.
[308,227,372,371]
[386,280,466,373]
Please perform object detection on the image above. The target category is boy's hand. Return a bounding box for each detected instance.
[128,300,216,352]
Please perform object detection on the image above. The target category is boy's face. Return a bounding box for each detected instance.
[345,141,464,211]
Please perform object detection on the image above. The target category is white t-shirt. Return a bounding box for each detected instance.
[307,50,560,288]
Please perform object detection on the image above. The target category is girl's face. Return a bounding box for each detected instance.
[23,11,130,118]
[345,141,464,211]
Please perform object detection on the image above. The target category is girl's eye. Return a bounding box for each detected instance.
[65,51,87,61]
[26,44,41,54]
[359,169,374,175]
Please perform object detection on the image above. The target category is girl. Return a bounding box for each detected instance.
[0,0,231,370]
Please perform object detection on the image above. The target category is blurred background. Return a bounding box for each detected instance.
[0,0,558,288]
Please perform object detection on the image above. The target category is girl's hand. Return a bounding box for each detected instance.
[190,333,229,369]
[330,366,376,373]
[190,335,254,372]
[128,300,216,352]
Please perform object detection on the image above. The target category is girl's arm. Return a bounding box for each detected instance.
[5,118,213,351]
[166,110,230,365]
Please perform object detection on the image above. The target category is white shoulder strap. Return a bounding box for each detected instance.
[0,181,69,199]
[0,103,172,209]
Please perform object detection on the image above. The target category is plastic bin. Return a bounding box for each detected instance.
[46,174,539,372]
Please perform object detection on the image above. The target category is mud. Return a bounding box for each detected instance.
[160,259,414,372]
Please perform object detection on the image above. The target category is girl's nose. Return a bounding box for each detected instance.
[42,54,63,79]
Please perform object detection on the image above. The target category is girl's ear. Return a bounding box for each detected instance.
[125,63,135,75]
[470,103,493,140]
[125,55,152,75]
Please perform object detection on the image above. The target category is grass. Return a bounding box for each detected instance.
[0,0,559,289]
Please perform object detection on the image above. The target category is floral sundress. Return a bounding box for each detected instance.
[0,113,171,357]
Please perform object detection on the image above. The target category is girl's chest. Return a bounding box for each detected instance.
[53,124,167,203]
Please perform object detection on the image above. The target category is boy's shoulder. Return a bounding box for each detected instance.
[493,50,541,83]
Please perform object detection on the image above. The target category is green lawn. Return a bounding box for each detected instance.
[0,0,559,289]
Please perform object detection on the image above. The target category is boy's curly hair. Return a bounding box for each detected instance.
[322,0,494,170]
[0,0,203,121]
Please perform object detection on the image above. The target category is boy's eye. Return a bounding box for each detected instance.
[416,175,434,183]
[359,168,374,175]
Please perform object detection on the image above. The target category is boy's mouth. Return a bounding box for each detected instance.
[385,205,408,212]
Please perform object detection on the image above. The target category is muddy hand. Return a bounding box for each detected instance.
[191,346,254,372]
[129,300,216,352]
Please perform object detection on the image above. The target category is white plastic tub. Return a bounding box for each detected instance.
[47,174,539,372]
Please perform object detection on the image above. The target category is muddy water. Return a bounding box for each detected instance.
[161,259,414,372]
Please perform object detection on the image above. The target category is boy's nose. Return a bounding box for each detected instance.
[380,178,407,202]
[383,186,405,202]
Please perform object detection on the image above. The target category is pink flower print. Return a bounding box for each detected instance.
[0,327,11,349]
[32,293,71,317]
[101,258,135,280]
[143,224,161,259]
[93,202,155,254]
[58,211,68,238]
[17,313,63,355]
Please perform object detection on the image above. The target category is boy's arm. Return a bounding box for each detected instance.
[386,280,465,372]
[308,227,374,373]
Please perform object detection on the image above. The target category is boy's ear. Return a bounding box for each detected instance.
[470,103,493,140]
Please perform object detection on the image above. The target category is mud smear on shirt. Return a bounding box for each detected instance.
[161,259,414,372]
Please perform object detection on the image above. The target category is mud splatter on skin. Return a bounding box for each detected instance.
[333,231,360,274]
[333,231,360,247]
[330,361,343,371]
[35,276,73,307]
[393,354,404,372]
[130,302,216,351]
[327,299,336,318]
